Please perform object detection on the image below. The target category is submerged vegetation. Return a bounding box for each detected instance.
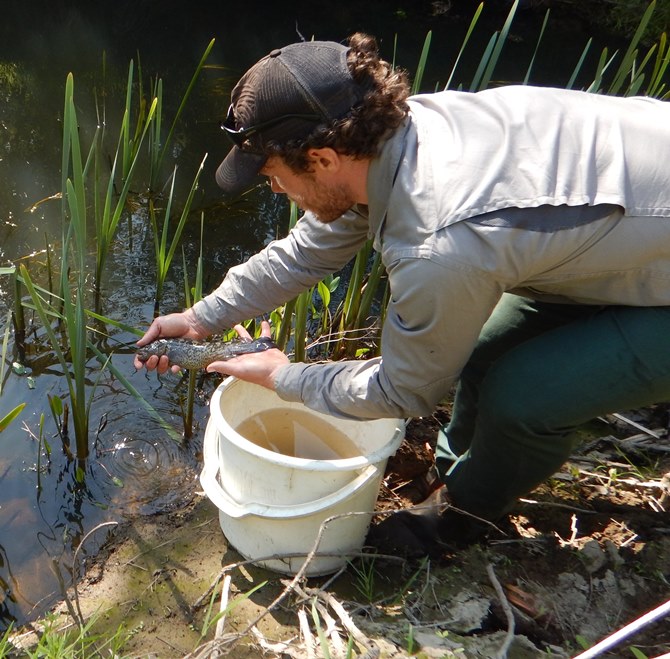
[0,0,669,653]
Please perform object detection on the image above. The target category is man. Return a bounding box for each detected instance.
[135,33,670,556]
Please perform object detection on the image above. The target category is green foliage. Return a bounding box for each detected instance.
[0,403,25,433]
[181,213,207,439]
[196,578,267,647]
[350,556,378,604]
[572,0,670,43]
[19,612,131,658]
[150,154,207,316]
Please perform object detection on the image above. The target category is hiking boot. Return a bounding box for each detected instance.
[366,485,498,559]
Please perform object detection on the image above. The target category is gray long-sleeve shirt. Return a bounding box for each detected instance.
[192,86,670,420]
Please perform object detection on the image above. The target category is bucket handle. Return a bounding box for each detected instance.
[200,421,381,519]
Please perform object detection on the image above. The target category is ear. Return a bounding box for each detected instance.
[306,147,341,173]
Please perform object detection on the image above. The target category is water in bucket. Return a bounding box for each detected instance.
[235,408,360,460]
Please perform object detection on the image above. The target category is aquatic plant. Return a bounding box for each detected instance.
[0,403,26,433]
[150,154,207,316]
[149,39,215,191]
[180,212,206,439]
[93,63,158,311]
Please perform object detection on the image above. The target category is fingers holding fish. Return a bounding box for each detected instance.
[206,344,289,391]
[231,319,273,343]
[134,309,212,372]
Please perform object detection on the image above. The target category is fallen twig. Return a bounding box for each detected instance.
[192,548,404,611]
[188,510,383,657]
[214,574,231,641]
[302,586,377,655]
[486,563,515,659]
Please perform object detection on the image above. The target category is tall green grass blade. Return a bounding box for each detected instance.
[566,38,592,89]
[411,31,432,94]
[586,47,616,93]
[275,298,296,352]
[523,9,549,85]
[311,599,332,659]
[646,31,670,97]
[150,39,214,190]
[0,403,26,433]
[151,153,207,315]
[20,265,86,454]
[469,33,498,92]
[478,0,519,90]
[181,213,206,439]
[608,0,656,95]
[626,42,657,95]
[95,95,158,298]
[445,2,484,90]
[85,310,143,337]
[121,60,134,181]
[354,251,384,330]
[63,177,90,458]
[292,287,311,363]
[0,310,11,395]
[274,202,301,352]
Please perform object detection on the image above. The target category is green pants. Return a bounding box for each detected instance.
[436,295,670,520]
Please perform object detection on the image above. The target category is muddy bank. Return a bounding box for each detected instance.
[10,410,670,658]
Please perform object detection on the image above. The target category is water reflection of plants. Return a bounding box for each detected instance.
[8,1,670,465]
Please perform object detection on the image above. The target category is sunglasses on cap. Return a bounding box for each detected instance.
[220,104,322,149]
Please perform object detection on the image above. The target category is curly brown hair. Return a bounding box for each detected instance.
[265,33,410,172]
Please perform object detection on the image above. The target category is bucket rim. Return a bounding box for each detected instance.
[209,377,405,471]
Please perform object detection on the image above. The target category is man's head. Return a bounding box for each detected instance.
[216,33,410,196]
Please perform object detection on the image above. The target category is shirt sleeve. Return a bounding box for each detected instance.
[275,256,503,419]
[191,209,370,333]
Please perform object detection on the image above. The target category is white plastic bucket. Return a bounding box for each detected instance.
[200,377,405,576]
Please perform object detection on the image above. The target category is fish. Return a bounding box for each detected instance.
[136,336,279,370]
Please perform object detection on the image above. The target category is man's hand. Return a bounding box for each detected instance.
[134,308,209,374]
[206,320,289,391]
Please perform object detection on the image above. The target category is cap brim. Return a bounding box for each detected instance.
[215,147,267,195]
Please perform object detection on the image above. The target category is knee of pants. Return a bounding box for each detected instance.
[476,365,569,444]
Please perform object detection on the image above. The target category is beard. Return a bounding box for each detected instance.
[291,180,354,223]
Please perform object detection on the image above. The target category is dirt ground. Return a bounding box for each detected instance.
[11,406,670,658]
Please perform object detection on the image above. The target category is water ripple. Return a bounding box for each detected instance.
[97,434,199,516]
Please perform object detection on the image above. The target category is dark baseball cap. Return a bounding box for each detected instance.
[216,40,367,195]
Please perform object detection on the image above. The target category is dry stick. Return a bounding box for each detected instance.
[189,510,376,657]
[298,607,316,659]
[250,627,300,657]
[572,597,670,659]
[71,521,119,623]
[192,502,487,656]
[304,587,376,654]
[294,584,350,658]
[486,563,515,659]
[214,574,232,641]
[315,599,346,658]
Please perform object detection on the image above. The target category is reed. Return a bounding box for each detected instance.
[149,39,215,191]
[0,403,26,433]
[180,213,206,439]
[93,68,158,311]
[150,154,207,316]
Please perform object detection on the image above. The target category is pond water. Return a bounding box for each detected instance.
[0,0,625,630]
